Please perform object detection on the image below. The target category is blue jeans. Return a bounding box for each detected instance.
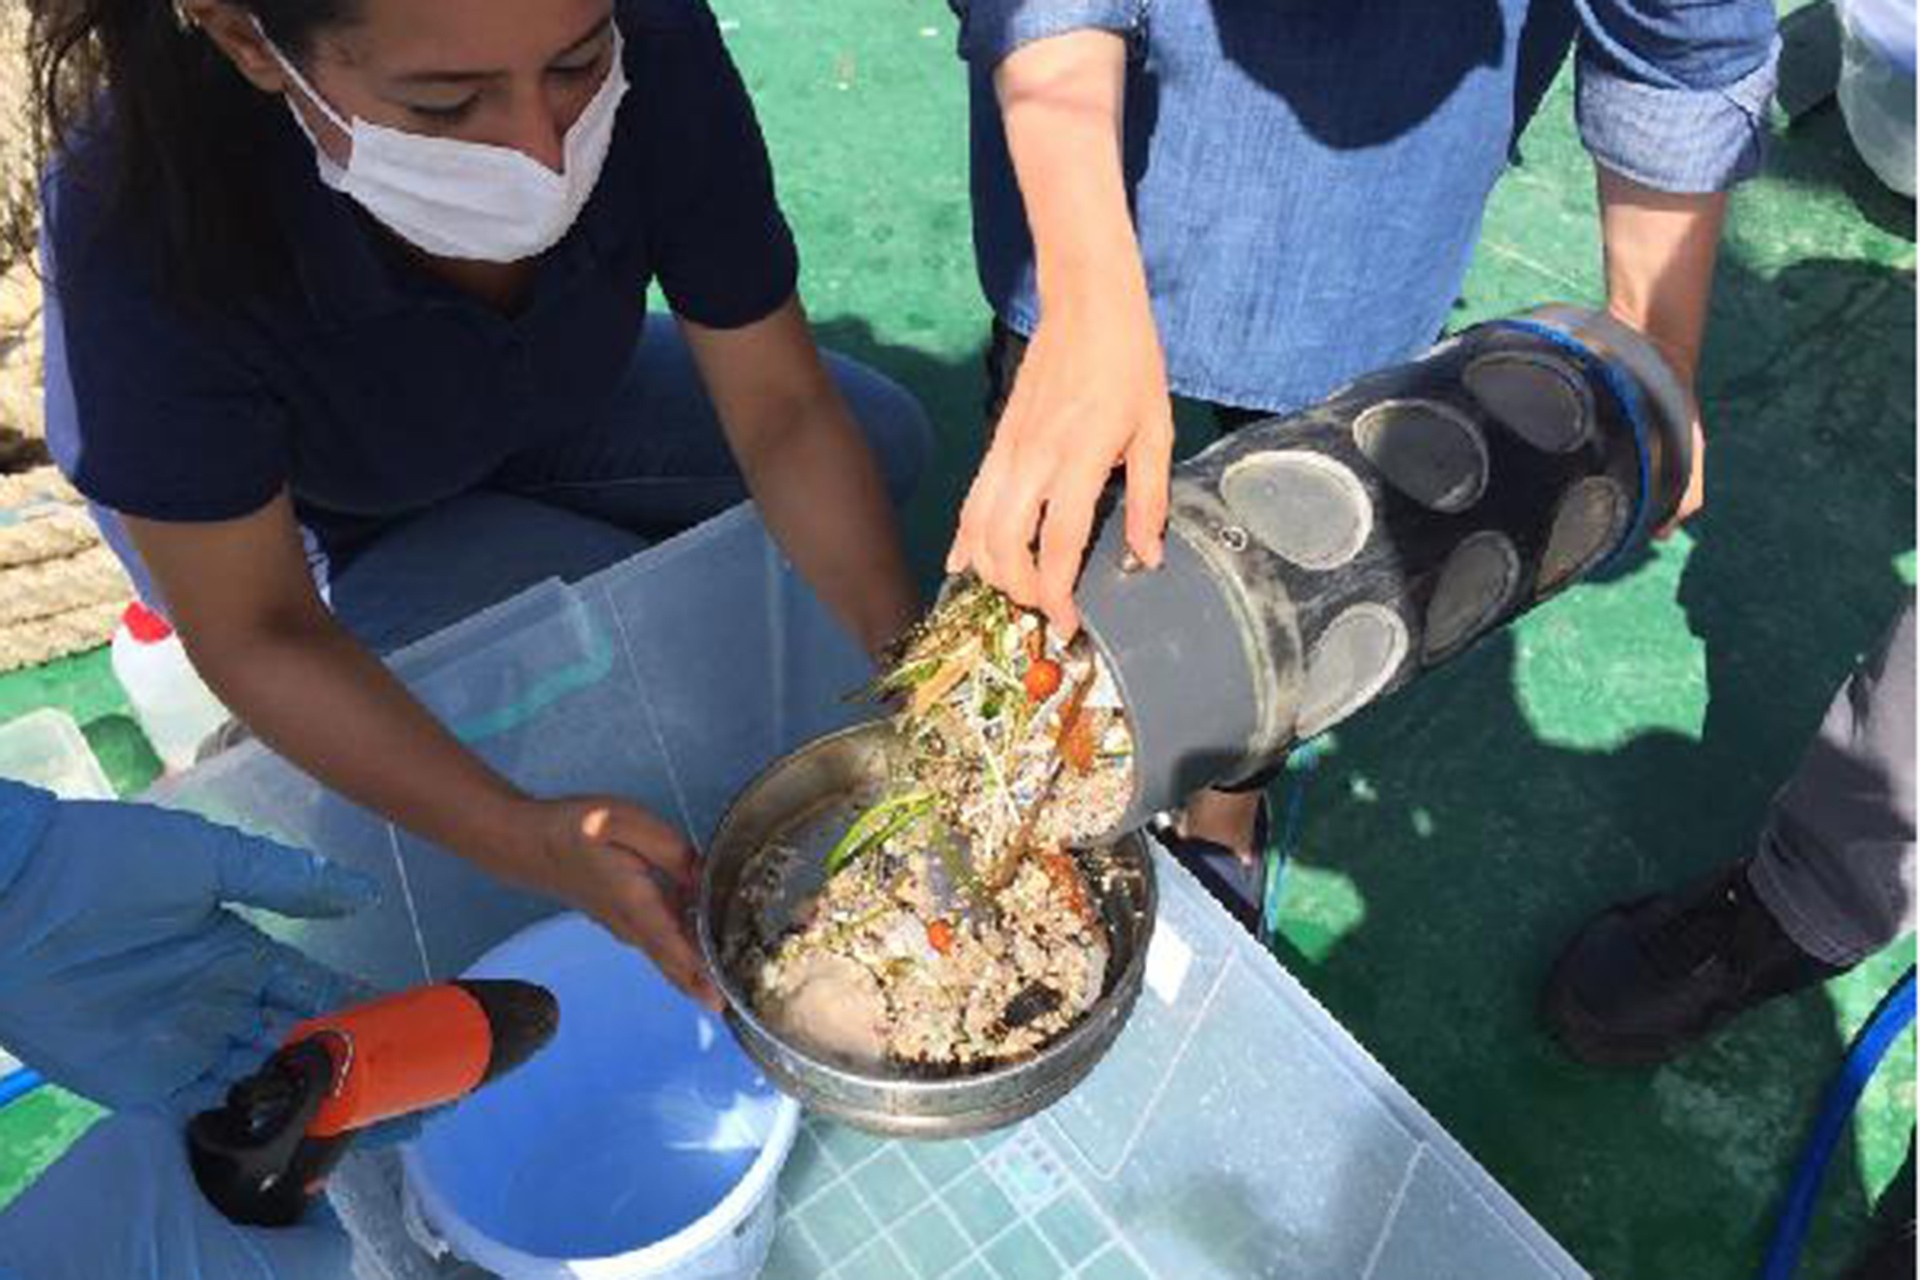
[99,323,932,655]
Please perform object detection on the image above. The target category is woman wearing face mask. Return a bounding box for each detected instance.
[27,0,928,1007]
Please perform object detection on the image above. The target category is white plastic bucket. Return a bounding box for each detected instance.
[400,914,800,1280]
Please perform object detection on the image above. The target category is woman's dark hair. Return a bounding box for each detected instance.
[25,0,358,301]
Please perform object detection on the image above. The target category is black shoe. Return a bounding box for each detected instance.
[1846,1214,1916,1280]
[1542,860,1846,1066]
[1163,795,1271,937]
[1847,1140,1917,1280]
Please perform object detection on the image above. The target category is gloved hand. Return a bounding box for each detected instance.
[0,1110,351,1280]
[0,780,377,1118]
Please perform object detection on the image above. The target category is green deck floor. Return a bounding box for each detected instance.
[1,4,1914,1276]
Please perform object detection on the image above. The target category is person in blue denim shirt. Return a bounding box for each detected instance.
[943,0,1774,866]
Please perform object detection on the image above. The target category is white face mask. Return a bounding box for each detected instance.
[260,20,629,263]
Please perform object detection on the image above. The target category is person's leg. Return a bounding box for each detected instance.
[253,321,929,660]
[1543,599,1916,1065]
[1750,600,1917,964]
[90,500,333,616]
[327,492,648,655]
[491,317,931,538]
[171,493,645,765]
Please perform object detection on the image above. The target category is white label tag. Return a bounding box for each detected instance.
[1144,923,1194,1005]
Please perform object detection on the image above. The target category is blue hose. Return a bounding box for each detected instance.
[0,1066,45,1111]
[1759,965,1917,1280]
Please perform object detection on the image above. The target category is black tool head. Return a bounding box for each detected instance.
[187,1038,339,1227]
[453,979,560,1083]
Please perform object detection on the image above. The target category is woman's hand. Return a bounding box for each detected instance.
[505,795,721,1010]
[946,29,1171,639]
[948,282,1173,637]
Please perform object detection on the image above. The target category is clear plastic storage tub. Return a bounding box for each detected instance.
[150,505,1588,1279]
[0,708,113,800]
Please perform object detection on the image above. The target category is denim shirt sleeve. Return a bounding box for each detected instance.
[1574,0,1780,193]
[0,780,56,900]
[948,0,1146,66]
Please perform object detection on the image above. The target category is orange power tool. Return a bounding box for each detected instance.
[188,980,558,1227]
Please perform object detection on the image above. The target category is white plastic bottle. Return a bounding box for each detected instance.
[110,602,230,774]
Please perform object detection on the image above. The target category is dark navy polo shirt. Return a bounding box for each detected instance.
[43,0,796,551]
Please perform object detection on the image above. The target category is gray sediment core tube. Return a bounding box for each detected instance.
[1073,306,1691,834]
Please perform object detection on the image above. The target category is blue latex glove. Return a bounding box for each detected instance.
[0,780,378,1119]
[0,1110,352,1280]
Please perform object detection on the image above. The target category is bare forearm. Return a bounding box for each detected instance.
[681,302,918,657]
[737,401,916,657]
[187,619,533,879]
[995,30,1140,308]
[1597,165,1728,383]
[951,31,1173,626]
